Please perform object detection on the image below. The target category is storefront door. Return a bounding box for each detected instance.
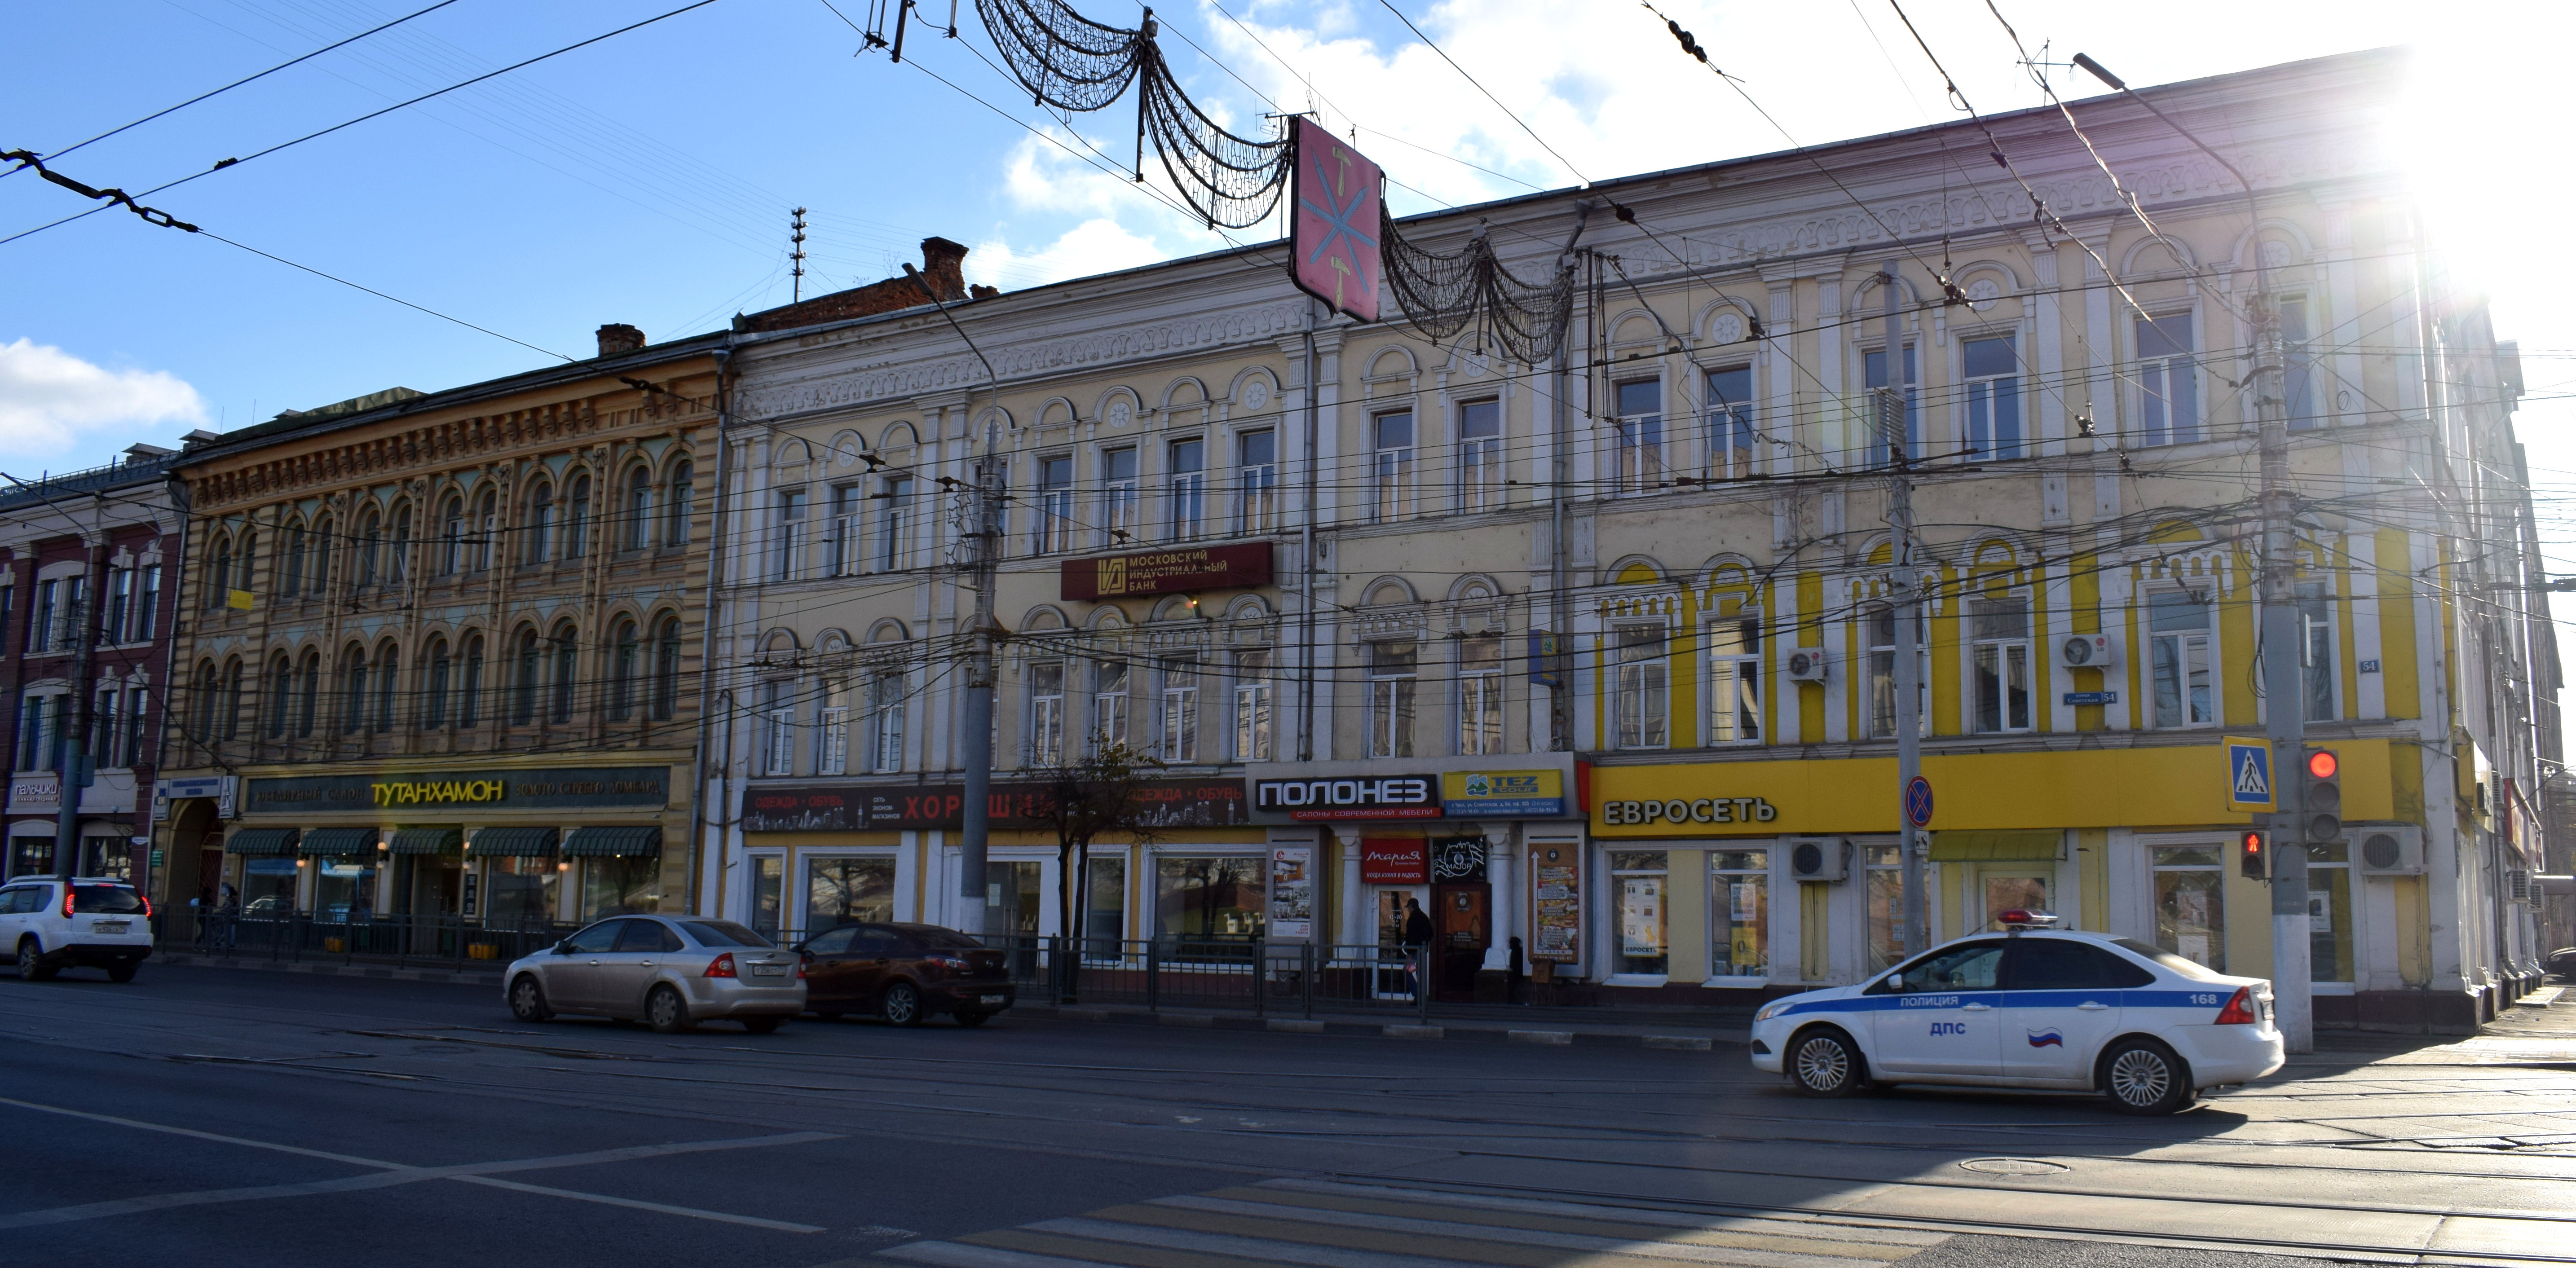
[1432,882,1490,999]
[1374,887,1426,999]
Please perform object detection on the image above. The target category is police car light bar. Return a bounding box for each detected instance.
[1996,909,2061,929]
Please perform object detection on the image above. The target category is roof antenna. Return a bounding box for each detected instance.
[790,207,808,303]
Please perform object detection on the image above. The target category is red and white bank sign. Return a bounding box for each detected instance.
[1289,118,1381,322]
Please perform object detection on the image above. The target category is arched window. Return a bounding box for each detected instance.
[373,640,399,731]
[237,532,259,593]
[389,502,412,585]
[460,634,485,727]
[265,655,293,738]
[475,489,498,572]
[664,459,693,547]
[193,660,219,743]
[549,621,579,722]
[566,474,592,559]
[283,522,307,598]
[609,619,640,721]
[340,644,368,734]
[512,629,540,725]
[222,659,244,740]
[527,480,554,566]
[355,507,382,586]
[310,515,334,593]
[206,534,233,609]
[651,616,683,721]
[440,496,466,575]
[422,638,451,729]
[625,467,653,551]
[296,651,322,737]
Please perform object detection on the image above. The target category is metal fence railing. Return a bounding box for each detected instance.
[157,911,573,970]
[966,936,1447,1020]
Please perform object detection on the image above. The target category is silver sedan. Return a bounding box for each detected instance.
[504,915,805,1033]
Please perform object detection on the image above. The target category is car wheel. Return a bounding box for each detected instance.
[953,1010,992,1028]
[509,975,552,1023]
[107,965,138,984]
[2101,1037,2193,1115]
[645,985,694,1034]
[1787,1026,1866,1097]
[16,940,54,982]
[882,981,924,1027]
[739,1016,783,1035]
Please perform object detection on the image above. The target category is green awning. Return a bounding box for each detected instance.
[299,827,379,856]
[388,827,464,856]
[224,828,300,856]
[561,825,662,858]
[469,827,559,857]
[1929,830,2062,862]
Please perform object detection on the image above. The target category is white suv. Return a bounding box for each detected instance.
[0,876,155,982]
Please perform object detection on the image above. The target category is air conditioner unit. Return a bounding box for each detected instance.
[2055,633,2122,670]
[2355,826,2423,876]
[1786,647,1830,682]
[1787,837,1847,882]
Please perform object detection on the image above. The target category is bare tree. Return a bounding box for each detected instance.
[1017,742,1165,983]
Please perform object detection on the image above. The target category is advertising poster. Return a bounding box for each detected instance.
[1268,846,1315,939]
[1531,845,1581,963]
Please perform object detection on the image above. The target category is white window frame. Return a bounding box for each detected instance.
[1366,640,1417,759]
[1231,650,1272,762]
[1705,366,1755,482]
[1035,455,1075,554]
[1456,635,1503,756]
[1372,412,1414,522]
[1236,431,1277,535]
[1861,342,1920,467]
[2147,589,2216,729]
[1100,448,1138,545]
[1028,660,1066,767]
[1611,622,1669,749]
[774,488,807,582]
[1706,614,1761,744]
[1457,399,1502,512]
[1866,606,1929,740]
[1967,594,2033,734]
[1168,437,1205,542]
[2135,311,2201,448]
[1961,333,2022,462]
[816,678,849,776]
[1612,380,1663,494]
[868,670,906,773]
[1156,658,1198,763]
[1091,660,1129,751]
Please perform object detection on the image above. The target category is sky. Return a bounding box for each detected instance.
[7,0,2576,735]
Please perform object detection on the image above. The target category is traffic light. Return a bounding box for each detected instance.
[2239,828,2271,880]
[2301,748,2342,844]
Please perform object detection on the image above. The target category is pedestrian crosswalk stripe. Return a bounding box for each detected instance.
[882,1179,1953,1268]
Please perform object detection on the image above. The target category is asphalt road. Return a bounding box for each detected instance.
[4,962,2572,1268]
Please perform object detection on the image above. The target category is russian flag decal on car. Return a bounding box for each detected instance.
[2026,1029,2065,1048]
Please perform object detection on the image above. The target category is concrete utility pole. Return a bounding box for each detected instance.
[2073,54,2308,1051]
[1880,262,1930,955]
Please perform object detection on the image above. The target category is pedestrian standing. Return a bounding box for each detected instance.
[1507,935,1526,1004]
[1401,898,1434,998]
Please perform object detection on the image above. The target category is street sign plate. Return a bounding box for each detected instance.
[2062,691,2118,705]
[2225,736,2275,812]
[1903,776,1934,828]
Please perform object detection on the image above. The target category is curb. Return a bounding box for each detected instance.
[158,952,502,989]
[1005,1002,1738,1050]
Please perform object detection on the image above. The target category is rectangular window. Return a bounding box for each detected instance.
[1028,661,1065,766]
[1969,596,2033,733]
[92,687,119,767]
[760,679,795,776]
[1156,658,1198,763]
[1614,380,1663,493]
[1456,636,1503,756]
[1861,344,1920,465]
[2136,313,2200,446]
[828,485,861,576]
[876,476,912,571]
[1091,660,1129,750]
[1458,400,1501,511]
[1168,438,1205,541]
[1232,650,1272,762]
[1101,448,1138,544]
[1611,850,1668,977]
[1153,856,1265,938]
[2281,297,2320,431]
[106,567,132,644]
[1866,608,1929,739]
[773,489,807,582]
[1707,616,1761,743]
[2151,845,2226,972]
[1710,850,1770,979]
[124,687,149,767]
[2298,582,2336,723]
[2148,591,2214,728]
[1864,844,1903,973]
[1612,624,1668,750]
[1372,412,1414,521]
[1963,335,2022,460]
[748,856,784,938]
[869,671,906,773]
[1367,642,1417,758]
[808,856,895,927]
[28,579,56,654]
[1084,853,1126,957]
[1236,431,1276,534]
[132,565,160,643]
[1034,456,1074,554]
[1705,366,1754,481]
[816,679,849,776]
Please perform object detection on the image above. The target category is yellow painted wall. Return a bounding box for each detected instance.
[1797,571,1825,741]
[2376,528,2419,719]
[2077,827,2109,931]
[1665,848,1708,980]
[1800,881,1829,980]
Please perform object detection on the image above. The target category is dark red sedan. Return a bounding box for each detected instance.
[794,922,1015,1026]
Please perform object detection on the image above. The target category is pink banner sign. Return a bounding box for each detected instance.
[1289,118,1382,322]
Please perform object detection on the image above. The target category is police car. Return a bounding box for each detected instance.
[1748,911,2281,1114]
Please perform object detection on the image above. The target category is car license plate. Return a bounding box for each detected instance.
[750,964,787,977]
[92,921,129,934]
[979,995,1005,1006]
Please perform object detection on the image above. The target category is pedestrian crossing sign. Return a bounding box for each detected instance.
[2225,737,2275,812]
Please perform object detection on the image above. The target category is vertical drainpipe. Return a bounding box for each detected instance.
[1298,301,1321,762]
[686,339,737,916]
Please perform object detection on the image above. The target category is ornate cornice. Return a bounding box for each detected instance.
[191,396,708,512]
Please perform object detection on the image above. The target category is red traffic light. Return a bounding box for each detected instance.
[2306,749,2338,779]
[2240,830,2263,855]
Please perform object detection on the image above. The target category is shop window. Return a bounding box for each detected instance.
[807,856,895,929]
[1707,365,1755,481]
[1864,844,1904,973]
[1610,851,1668,977]
[581,855,658,920]
[1232,651,1272,762]
[1612,624,1668,750]
[1982,874,2048,931]
[1612,380,1662,493]
[1457,400,1501,512]
[1372,411,1414,521]
[1710,850,1770,980]
[1969,596,2033,733]
[486,856,559,925]
[241,857,298,913]
[1028,661,1065,766]
[1034,456,1075,553]
[313,858,374,921]
[2148,590,2214,728]
[2135,313,2199,447]
[1156,656,1197,763]
[987,861,1042,936]
[1084,853,1127,958]
[1237,430,1277,534]
[1155,856,1264,938]
[79,836,132,882]
[1168,437,1205,541]
[747,856,784,938]
[1090,660,1129,751]
[1861,343,1919,465]
[1367,642,1417,758]
[1867,608,1929,739]
[2307,841,2352,984]
[1707,616,1760,744]
[2151,845,2226,973]
[1962,335,2022,460]
[1456,636,1503,756]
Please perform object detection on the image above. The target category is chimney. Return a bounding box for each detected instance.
[917,237,969,302]
[596,323,646,358]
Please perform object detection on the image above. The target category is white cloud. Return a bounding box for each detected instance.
[0,339,206,459]
[974,218,1176,288]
